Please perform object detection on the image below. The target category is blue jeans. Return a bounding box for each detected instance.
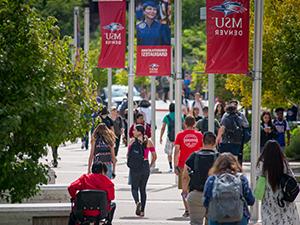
[218,143,241,157]
[106,163,113,179]
[208,216,248,225]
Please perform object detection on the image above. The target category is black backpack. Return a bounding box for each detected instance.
[94,137,112,164]
[167,115,175,142]
[224,113,244,144]
[190,150,218,191]
[277,173,300,207]
[127,138,145,172]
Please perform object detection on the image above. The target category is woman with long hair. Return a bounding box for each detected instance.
[257,140,299,225]
[260,111,277,151]
[203,153,255,225]
[214,103,225,123]
[88,123,116,179]
[128,124,157,217]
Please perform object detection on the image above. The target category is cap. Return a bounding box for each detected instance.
[143,1,157,8]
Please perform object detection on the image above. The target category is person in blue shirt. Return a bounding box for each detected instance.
[273,107,290,150]
[136,1,171,46]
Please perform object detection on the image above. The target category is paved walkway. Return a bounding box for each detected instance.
[42,100,300,225]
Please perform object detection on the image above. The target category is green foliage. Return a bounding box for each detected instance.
[182,0,205,29]
[33,0,86,37]
[243,143,251,162]
[225,0,300,109]
[0,1,93,202]
[285,127,300,160]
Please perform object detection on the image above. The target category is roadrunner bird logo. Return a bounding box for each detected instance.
[210,0,247,16]
[103,23,124,31]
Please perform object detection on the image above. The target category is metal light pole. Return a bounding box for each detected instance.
[250,0,264,223]
[107,68,112,110]
[73,7,80,65]
[151,76,156,146]
[174,0,182,135]
[128,0,135,143]
[208,74,215,132]
[84,7,90,67]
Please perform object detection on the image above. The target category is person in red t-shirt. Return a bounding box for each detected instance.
[174,115,203,218]
[68,161,115,225]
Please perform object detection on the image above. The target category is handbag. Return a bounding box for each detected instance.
[254,176,266,200]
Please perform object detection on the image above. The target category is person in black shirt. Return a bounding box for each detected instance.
[182,132,217,225]
[99,107,114,131]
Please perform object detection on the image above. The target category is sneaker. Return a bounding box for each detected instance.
[135,202,141,216]
[140,211,145,217]
[182,210,189,217]
[168,168,173,173]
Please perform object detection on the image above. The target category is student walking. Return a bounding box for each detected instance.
[216,105,244,160]
[127,124,157,217]
[160,103,176,172]
[88,123,116,179]
[203,153,255,225]
[110,107,123,157]
[182,132,218,225]
[273,107,291,150]
[174,115,203,217]
[260,111,277,151]
[257,140,300,225]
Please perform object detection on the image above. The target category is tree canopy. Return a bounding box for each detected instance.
[0,0,93,202]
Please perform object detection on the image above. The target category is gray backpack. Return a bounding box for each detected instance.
[208,173,244,223]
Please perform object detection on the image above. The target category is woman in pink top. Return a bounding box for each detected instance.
[128,124,157,217]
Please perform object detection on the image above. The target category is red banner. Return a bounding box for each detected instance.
[206,0,250,74]
[135,0,172,76]
[98,0,126,68]
[136,46,171,76]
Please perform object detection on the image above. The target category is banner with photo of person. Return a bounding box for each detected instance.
[135,0,172,76]
[206,0,250,74]
[98,0,126,68]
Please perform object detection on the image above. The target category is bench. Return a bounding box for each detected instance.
[0,203,70,225]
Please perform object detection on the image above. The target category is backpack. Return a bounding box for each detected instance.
[224,113,244,144]
[167,115,175,142]
[191,150,218,191]
[208,173,244,223]
[94,137,112,164]
[277,173,300,207]
[127,138,145,172]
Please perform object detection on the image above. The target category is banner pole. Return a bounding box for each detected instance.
[250,0,264,223]
[107,68,112,110]
[84,7,89,83]
[208,73,215,133]
[73,7,79,66]
[128,0,135,144]
[174,0,182,137]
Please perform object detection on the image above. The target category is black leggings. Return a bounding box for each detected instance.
[130,161,150,211]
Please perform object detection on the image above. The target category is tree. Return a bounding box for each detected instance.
[0,0,93,202]
[225,0,300,109]
[33,0,86,37]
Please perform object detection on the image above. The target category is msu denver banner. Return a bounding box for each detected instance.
[136,0,171,76]
[206,0,250,74]
[98,0,126,68]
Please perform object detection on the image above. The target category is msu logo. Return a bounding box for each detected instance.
[103,23,124,31]
[210,0,247,16]
[149,64,159,69]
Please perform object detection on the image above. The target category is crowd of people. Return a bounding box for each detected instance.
[64,94,299,225]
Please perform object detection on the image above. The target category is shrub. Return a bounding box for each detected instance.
[285,127,300,160]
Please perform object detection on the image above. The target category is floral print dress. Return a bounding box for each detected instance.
[257,163,300,225]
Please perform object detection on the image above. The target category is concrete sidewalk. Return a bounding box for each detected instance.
[40,101,300,225]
